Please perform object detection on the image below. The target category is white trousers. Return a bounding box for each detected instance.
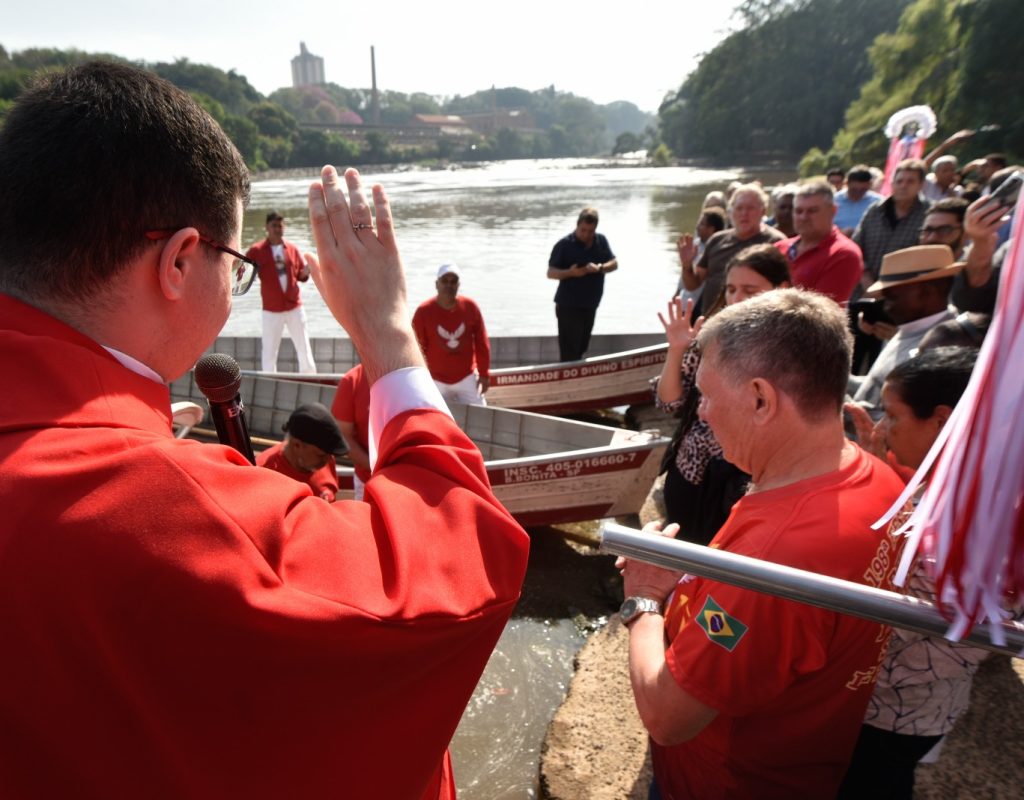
[261,308,316,374]
[434,373,486,406]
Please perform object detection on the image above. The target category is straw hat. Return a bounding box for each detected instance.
[865,245,964,296]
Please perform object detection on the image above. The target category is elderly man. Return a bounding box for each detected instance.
[834,165,883,236]
[923,155,962,202]
[679,183,784,314]
[0,62,528,798]
[619,290,904,799]
[256,402,346,502]
[775,181,863,303]
[850,245,962,412]
[853,159,932,283]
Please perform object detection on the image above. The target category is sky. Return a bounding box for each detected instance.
[5,1,744,113]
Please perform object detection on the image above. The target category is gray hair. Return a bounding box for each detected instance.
[728,183,769,212]
[933,154,959,170]
[794,180,835,205]
[697,289,852,420]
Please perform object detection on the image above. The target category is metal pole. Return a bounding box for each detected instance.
[600,522,1024,657]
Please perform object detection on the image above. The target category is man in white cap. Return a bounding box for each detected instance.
[849,244,963,412]
[412,263,491,405]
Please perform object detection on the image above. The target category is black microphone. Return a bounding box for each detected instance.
[194,353,256,465]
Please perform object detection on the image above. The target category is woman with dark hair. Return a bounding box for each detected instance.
[840,347,988,800]
[654,244,791,544]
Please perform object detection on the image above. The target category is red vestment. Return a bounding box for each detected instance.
[0,293,529,799]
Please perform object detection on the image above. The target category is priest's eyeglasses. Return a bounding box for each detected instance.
[144,230,258,296]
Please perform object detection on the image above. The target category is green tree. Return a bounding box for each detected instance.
[613,132,643,155]
[821,0,1024,166]
[659,0,911,159]
[221,114,264,170]
[248,102,297,139]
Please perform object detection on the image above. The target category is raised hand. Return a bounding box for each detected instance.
[307,166,424,384]
[676,233,698,266]
[658,297,704,352]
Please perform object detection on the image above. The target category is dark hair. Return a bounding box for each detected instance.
[698,289,852,420]
[886,346,977,419]
[266,211,284,224]
[919,312,991,350]
[985,153,1009,170]
[726,243,791,287]
[0,60,250,304]
[846,165,873,183]
[895,159,928,182]
[578,207,599,226]
[826,167,845,179]
[927,197,969,222]
[700,208,727,232]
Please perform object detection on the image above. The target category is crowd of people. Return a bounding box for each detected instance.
[621,148,1019,798]
[0,58,1018,800]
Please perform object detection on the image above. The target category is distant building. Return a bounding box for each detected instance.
[292,42,325,87]
[413,114,474,138]
[461,109,539,136]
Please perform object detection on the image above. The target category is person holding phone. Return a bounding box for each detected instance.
[951,169,1021,315]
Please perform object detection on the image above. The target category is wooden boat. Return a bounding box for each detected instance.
[168,372,670,527]
[200,333,668,413]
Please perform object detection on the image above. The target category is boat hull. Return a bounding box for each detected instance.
[201,334,667,413]
[169,372,669,527]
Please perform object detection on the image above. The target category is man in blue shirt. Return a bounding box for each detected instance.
[834,165,882,236]
[547,207,618,361]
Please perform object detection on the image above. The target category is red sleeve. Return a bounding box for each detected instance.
[665,580,831,716]
[472,301,490,378]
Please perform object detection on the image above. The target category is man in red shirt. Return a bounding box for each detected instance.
[412,263,491,405]
[776,181,864,304]
[332,363,372,500]
[618,290,904,799]
[256,402,345,501]
[0,62,528,799]
[246,211,318,373]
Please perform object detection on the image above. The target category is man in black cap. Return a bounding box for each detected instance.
[256,402,346,502]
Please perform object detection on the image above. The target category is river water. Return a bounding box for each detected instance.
[228,158,791,341]
[236,158,792,798]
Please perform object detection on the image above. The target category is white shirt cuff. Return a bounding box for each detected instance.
[367,366,452,470]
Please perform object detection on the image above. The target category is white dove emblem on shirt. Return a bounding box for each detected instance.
[438,323,465,349]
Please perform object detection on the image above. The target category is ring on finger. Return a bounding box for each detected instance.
[352,222,374,231]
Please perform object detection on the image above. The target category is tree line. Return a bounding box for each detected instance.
[0,46,652,171]
[657,0,1022,171]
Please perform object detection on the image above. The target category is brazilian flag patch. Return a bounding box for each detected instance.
[696,595,748,652]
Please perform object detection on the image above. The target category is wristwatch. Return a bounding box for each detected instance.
[619,596,663,627]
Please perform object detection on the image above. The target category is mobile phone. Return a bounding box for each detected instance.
[989,170,1022,209]
[849,298,894,326]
